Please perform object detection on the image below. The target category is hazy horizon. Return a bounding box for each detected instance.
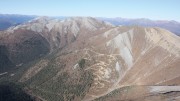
[0,0,180,21]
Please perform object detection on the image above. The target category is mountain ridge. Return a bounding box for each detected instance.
[1,14,180,36]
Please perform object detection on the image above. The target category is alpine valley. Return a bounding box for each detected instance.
[0,16,180,101]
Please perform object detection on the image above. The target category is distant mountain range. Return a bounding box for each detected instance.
[0,14,36,30]
[0,14,180,36]
[98,17,180,36]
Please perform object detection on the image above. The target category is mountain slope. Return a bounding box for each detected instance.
[0,17,180,101]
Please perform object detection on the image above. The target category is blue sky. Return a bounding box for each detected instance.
[0,0,180,21]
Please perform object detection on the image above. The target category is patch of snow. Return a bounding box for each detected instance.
[10,74,15,77]
[73,63,79,69]
[16,63,23,67]
[150,86,180,93]
[13,25,22,30]
[0,72,8,76]
[7,27,16,33]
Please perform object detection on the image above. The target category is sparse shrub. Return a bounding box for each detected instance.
[78,58,86,69]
